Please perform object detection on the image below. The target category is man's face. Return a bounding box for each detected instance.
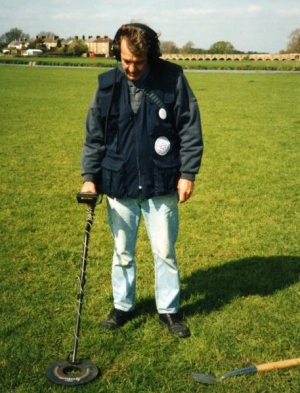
[120,38,148,81]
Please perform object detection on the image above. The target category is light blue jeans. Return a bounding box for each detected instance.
[107,192,180,314]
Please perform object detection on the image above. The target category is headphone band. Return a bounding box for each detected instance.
[123,23,158,40]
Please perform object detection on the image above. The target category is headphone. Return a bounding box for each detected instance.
[112,23,161,63]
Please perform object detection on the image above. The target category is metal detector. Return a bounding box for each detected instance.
[46,193,100,386]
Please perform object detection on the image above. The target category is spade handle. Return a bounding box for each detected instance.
[256,358,300,372]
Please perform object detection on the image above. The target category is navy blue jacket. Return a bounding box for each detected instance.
[81,59,203,199]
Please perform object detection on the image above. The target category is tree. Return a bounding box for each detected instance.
[160,40,179,54]
[192,48,208,54]
[286,28,300,53]
[27,36,47,51]
[37,31,57,38]
[0,28,30,44]
[180,41,195,54]
[67,39,88,56]
[209,41,235,54]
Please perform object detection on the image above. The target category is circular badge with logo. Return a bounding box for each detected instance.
[158,108,167,120]
[154,136,171,156]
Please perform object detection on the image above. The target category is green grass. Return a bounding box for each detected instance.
[0,65,300,392]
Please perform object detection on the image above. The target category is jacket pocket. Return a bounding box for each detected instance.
[101,150,127,197]
[152,157,180,195]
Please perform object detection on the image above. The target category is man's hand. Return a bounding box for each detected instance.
[177,179,194,204]
[81,181,97,194]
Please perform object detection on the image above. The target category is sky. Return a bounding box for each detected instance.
[0,0,299,53]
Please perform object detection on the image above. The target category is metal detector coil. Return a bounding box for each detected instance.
[46,358,99,386]
[46,194,100,386]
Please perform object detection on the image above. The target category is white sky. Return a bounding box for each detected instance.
[0,0,299,53]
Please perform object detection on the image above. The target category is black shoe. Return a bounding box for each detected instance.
[100,308,134,330]
[159,313,191,338]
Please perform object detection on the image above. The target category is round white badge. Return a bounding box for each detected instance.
[158,108,167,120]
[155,136,171,156]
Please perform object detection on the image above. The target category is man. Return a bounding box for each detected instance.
[80,23,203,338]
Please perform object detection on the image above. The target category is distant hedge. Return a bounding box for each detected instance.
[0,56,299,71]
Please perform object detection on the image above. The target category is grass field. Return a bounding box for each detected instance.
[0,65,300,392]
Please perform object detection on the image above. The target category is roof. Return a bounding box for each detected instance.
[43,38,58,43]
[61,39,73,45]
[9,40,27,45]
[86,37,113,43]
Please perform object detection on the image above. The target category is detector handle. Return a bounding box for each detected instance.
[76,192,99,205]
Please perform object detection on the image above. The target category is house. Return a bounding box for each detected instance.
[8,40,30,50]
[43,36,59,50]
[61,39,73,48]
[85,36,113,57]
[8,34,114,57]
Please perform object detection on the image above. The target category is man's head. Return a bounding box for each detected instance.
[112,23,161,81]
[120,38,148,81]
